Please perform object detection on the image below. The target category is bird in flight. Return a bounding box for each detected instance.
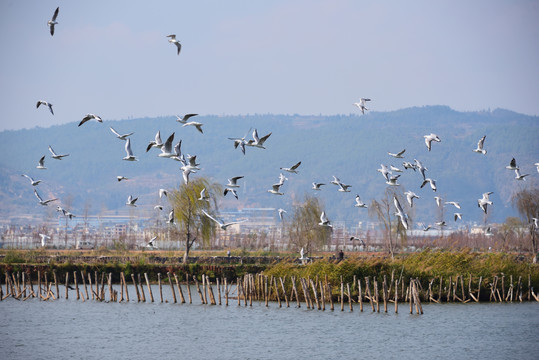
[21,174,42,186]
[176,114,198,124]
[424,133,441,151]
[353,98,371,114]
[79,114,103,127]
[48,145,69,160]
[473,135,487,155]
[47,7,59,36]
[110,127,134,140]
[34,189,57,206]
[36,100,54,115]
[202,210,246,230]
[280,161,301,173]
[167,34,182,55]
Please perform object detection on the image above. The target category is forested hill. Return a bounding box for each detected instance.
[0,106,537,226]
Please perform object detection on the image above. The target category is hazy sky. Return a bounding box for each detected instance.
[0,0,537,131]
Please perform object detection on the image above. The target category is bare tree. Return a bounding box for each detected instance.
[286,195,330,255]
[511,186,539,262]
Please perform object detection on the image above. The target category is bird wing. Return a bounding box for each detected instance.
[51,7,59,21]
[34,189,43,202]
[478,135,486,149]
[397,149,406,156]
[110,127,121,137]
[258,132,272,145]
[510,158,517,168]
[202,210,222,226]
[125,138,134,156]
[48,146,57,156]
[290,161,302,170]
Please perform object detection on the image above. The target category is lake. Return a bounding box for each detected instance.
[1,285,538,360]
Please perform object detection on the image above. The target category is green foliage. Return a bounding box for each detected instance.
[286,194,330,252]
[2,250,25,264]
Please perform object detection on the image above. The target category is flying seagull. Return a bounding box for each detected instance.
[126,195,138,207]
[176,114,198,124]
[110,127,134,140]
[34,189,57,206]
[159,189,168,198]
[505,158,519,171]
[21,174,42,186]
[36,156,47,170]
[202,210,246,230]
[145,236,158,250]
[353,98,371,114]
[424,133,441,151]
[56,206,75,219]
[390,165,403,173]
[484,227,493,236]
[267,183,284,195]
[280,161,301,174]
[147,131,164,152]
[388,149,406,158]
[445,201,461,209]
[421,178,437,192]
[454,213,463,221]
[274,173,288,187]
[393,196,408,230]
[39,233,50,247]
[78,114,103,127]
[182,121,204,134]
[534,163,539,173]
[154,205,163,211]
[318,211,333,228]
[434,196,442,207]
[117,176,128,182]
[337,182,352,192]
[246,129,272,149]
[122,138,138,161]
[354,195,368,208]
[312,182,325,190]
[377,164,391,182]
[167,209,175,224]
[514,169,529,181]
[36,100,54,115]
[386,174,401,186]
[198,188,210,202]
[47,7,59,36]
[278,208,287,221]
[477,192,493,214]
[167,34,182,55]
[414,159,428,180]
[422,225,431,232]
[226,176,244,188]
[224,188,239,199]
[404,191,419,208]
[48,145,69,160]
[473,135,487,155]
[436,221,447,227]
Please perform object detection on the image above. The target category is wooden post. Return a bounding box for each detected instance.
[383,276,388,313]
[357,279,363,312]
[74,271,80,300]
[138,274,146,302]
[186,274,192,304]
[122,272,129,302]
[144,273,154,302]
[319,280,325,311]
[340,278,344,311]
[95,271,99,300]
[65,272,69,300]
[528,274,531,302]
[374,278,380,312]
[194,275,204,304]
[108,273,113,302]
[460,275,466,303]
[365,277,375,312]
[52,271,58,299]
[100,273,106,301]
[224,278,229,306]
[310,279,319,310]
[173,273,185,303]
[264,276,269,307]
[414,280,423,314]
[394,280,398,314]
[81,271,89,300]
[409,279,413,314]
[347,283,353,312]
[167,272,177,304]
[438,276,442,302]
[88,273,94,300]
[217,278,222,305]
[501,275,505,303]
[280,277,289,308]
[202,275,208,305]
[131,274,140,302]
[158,273,163,303]
[207,275,216,305]
[292,276,300,308]
[119,272,124,302]
[43,272,48,298]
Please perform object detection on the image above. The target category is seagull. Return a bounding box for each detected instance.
[39,233,50,247]
[312,182,325,190]
[182,121,204,134]
[280,161,301,174]
[388,149,406,158]
[147,131,164,152]
[299,247,308,261]
[170,141,183,161]
[277,208,287,220]
[445,201,461,209]
[198,188,210,201]
[435,221,447,227]
[390,165,403,173]
[377,164,391,182]
[534,163,539,173]
[224,188,239,199]
[226,176,244,188]
[267,183,284,195]
[402,161,417,171]
[274,173,288,186]
[454,213,463,221]
[330,176,343,186]
[246,129,272,149]
[422,225,431,232]
[158,133,176,158]
[353,98,371,114]
[505,158,519,170]
[117,176,128,182]
[414,159,428,179]
[166,34,182,55]
[531,217,538,229]
[514,169,529,181]
[167,209,175,224]
[110,127,134,140]
[434,196,443,207]
[56,206,75,219]
[122,138,138,161]
[146,236,158,250]
[318,211,333,228]
[349,237,366,247]
[473,135,487,155]
[159,189,168,198]
[36,156,47,170]
[386,174,401,186]
[424,133,441,151]
[337,182,352,192]
[354,195,368,208]
[34,189,57,206]
[421,178,437,192]
[21,174,42,186]
[404,191,419,208]
[126,195,138,207]
[228,128,251,155]
[182,168,193,184]
[48,145,69,160]
[36,100,54,115]
[478,192,494,214]
[484,227,493,236]
[393,196,408,230]
[154,205,163,211]
[47,7,59,36]
[202,210,246,230]
[176,114,198,124]
[78,114,103,127]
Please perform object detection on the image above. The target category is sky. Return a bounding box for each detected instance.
[0,0,538,131]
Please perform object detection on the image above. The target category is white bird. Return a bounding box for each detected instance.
[47,7,59,36]
[354,195,368,208]
[445,201,461,209]
[484,227,493,236]
[146,236,158,250]
[34,189,57,206]
[78,114,103,127]
[421,178,437,192]
[312,182,325,190]
[414,159,428,179]
[36,100,54,115]
[402,161,417,171]
[182,121,204,134]
[202,210,246,230]
[117,176,128,182]
[224,188,239,199]
[337,182,352,192]
[436,221,447,227]
[56,206,75,219]
[267,183,284,195]
[274,173,288,186]
[278,208,287,220]
[171,141,183,161]
[154,205,163,211]
[36,155,47,170]
[21,174,42,186]
[477,192,493,214]
[424,133,441,151]
[226,176,244,188]
[176,114,198,124]
[377,164,391,182]
[473,135,487,155]
[167,209,175,224]
[159,189,168,198]
[434,196,443,207]
[330,176,343,186]
[110,127,134,140]
[505,158,519,170]
[147,131,164,152]
[388,149,406,158]
[390,165,403,173]
[404,191,419,208]
[353,98,371,114]
[246,129,272,149]
[393,196,408,230]
[167,34,182,55]
[299,247,308,261]
[349,236,366,247]
[531,217,538,229]
[386,174,401,186]
[454,213,463,221]
[122,138,138,161]
[227,128,251,155]
[182,168,193,184]
[158,133,176,158]
[198,188,210,202]
[534,163,539,173]
[280,161,301,174]
[126,195,138,207]
[318,211,333,228]
[514,169,529,181]
[422,225,431,232]
[39,233,50,247]
[48,145,69,160]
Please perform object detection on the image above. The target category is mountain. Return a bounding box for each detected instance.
[0,106,537,227]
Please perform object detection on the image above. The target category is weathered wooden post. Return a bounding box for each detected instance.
[158,273,163,303]
[53,271,59,299]
[194,275,204,304]
[65,272,69,300]
[374,277,380,312]
[99,273,106,301]
[174,273,185,303]
[138,274,146,302]
[217,278,222,305]
[81,271,89,300]
[108,273,113,302]
[340,278,344,311]
[264,276,269,307]
[357,279,363,312]
[383,276,388,313]
[186,274,192,304]
[144,273,154,302]
[365,277,374,312]
[347,283,353,312]
[409,279,413,314]
[131,274,141,302]
[88,273,94,300]
[74,271,80,300]
[224,278,229,306]
[394,279,398,314]
[167,272,177,304]
[319,280,325,311]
